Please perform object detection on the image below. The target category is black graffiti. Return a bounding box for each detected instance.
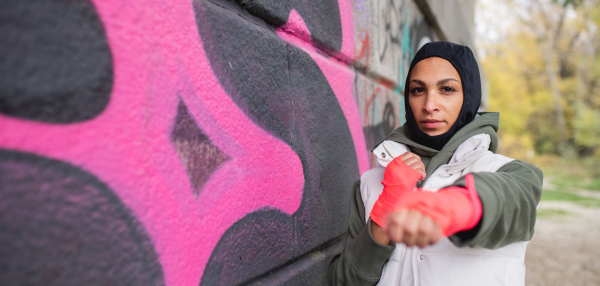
[377,0,404,61]
[0,150,164,285]
[0,0,113,123]
[194,0,359,284]
[362,100,397,156]
[383,101,396,136]
[230,0,342,53]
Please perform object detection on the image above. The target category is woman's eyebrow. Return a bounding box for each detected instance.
[409,79,426,85]
[437,78,460,85]
[409,78,460,86]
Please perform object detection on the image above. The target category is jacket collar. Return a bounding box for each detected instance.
[375,112,500,177]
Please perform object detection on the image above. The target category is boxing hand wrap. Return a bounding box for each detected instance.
[395,174,482,236]
[370,157,424,228]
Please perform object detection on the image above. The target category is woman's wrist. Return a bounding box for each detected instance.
[370,220,391,246]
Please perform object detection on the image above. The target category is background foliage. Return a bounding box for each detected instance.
[477,0,600,161]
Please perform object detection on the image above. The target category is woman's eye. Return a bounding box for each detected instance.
[441,86,456,93]
[410,87,425,94]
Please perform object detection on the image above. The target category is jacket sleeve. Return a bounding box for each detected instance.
[328,180,395,285]
[448,159,543,249]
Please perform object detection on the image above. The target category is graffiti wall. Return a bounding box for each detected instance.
[0,0,472,285]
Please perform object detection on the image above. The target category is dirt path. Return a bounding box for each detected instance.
[525,200,600,286]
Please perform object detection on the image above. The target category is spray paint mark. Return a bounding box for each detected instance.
[171,100,229,195]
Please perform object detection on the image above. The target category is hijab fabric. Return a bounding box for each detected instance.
[404,41,482,150]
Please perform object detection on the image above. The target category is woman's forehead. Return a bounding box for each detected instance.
[409,57,461,82]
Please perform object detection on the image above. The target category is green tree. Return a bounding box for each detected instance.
[478,0,600,158]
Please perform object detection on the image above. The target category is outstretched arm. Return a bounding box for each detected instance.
[372,158,542,250]
[449,160,543,249]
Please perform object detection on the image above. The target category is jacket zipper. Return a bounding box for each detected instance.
[419,166,444,188]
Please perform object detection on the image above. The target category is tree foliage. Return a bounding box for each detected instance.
[478,0,600,159]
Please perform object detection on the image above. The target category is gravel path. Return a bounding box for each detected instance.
[525,200,600,286]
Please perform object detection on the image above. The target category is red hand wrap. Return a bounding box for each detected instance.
[394,174,482,236]
[370,157,423,228]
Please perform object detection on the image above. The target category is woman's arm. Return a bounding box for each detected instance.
[448,160,543,249]
[328,180,395,286]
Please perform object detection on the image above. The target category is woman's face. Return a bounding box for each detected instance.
[408,57,464,136]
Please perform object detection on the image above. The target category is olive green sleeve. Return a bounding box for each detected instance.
[328,180,395,285]
[448,160,543,249]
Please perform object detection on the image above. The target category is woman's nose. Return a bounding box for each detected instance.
[423,93,439,113]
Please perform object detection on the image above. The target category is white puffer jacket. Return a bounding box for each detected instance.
[360,134,528,286]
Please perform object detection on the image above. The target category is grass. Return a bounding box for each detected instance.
[541,189,600,208]
[532,155,600,191]
[548,175,600,191]
[536,208,571,219]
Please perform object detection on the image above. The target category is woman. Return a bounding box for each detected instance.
[328,41,542,285]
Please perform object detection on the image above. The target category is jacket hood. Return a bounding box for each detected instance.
[404,41,482,150]
[380,112,500,176]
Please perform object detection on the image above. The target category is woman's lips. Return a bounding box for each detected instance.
[421,120,443,129]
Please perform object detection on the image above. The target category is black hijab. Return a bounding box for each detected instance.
[404,41,482,150]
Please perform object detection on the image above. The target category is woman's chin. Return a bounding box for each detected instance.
[419,126,449,136]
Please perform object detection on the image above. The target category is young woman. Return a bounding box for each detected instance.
[328,41,543,286]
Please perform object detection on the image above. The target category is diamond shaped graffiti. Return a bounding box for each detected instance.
[171,100,228,195]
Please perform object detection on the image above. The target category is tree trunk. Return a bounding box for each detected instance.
[542,42,569,156]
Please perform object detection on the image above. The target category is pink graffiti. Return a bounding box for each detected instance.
[0,0,363,285]
[337,0,355,63]
[280,9,311,43]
